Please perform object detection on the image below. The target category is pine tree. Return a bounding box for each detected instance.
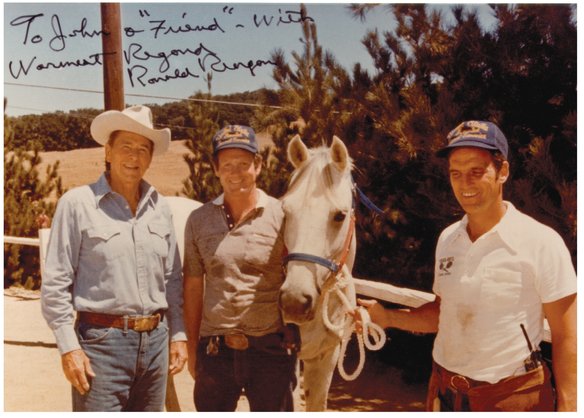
[346,3,577,286]
[253,3,353,198]
[181,82,222,202]
[4,101,64,288]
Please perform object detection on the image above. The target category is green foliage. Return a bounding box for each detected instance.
[253,4,356,198]
[4,108,64,289]
[180,88,223,202]
[7,109,99,151]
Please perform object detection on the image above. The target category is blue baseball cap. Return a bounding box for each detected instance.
[437,121,508,159]
[212,125,258,155]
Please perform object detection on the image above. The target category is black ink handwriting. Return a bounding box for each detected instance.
[124,42,276,87]
[10,13,105,51]
[9,52,112,79]
[50,15,105,51]
[253,8,314,28]
[127,64,200,87]
[10,13,44,45]
[148,16,225,39]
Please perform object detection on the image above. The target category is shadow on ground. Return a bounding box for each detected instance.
[326,339,427,412]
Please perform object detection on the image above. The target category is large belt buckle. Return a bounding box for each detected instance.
[450,374,471,393]
[224,333,249,350]
[134,314,159,332]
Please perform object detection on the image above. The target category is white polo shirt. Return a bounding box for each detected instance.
[432,202,576,383]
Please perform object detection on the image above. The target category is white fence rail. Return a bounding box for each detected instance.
[4,195,551,343]
[4,236,40,246]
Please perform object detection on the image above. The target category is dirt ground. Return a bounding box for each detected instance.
[3,288,426,412]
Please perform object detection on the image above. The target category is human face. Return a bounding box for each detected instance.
[448,147,508,218]
[106,131,153,187]
[214,148,261,197]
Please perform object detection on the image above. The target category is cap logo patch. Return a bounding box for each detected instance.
[448,121,489,145]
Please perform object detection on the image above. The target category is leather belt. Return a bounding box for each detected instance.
[78,311,164,332]
[202,332,295,354]
[433,361,488,411]
[434,361,488,393]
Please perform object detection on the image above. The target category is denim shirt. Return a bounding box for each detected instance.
[41,174,186,354]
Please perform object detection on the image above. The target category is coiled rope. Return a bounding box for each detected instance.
[321,265,387,381]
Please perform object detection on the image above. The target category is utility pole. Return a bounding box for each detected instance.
[100,3,124,111]
[97,3,180,412]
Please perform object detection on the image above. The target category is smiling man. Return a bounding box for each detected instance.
[357,121,576,411]
[183,125,298,411]
[41,105,187,411]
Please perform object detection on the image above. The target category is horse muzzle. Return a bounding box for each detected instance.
[278,289,316,324]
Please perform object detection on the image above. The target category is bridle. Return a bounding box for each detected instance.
[282,181,382,278]
[282,210,355,276]
[282,189,356,280]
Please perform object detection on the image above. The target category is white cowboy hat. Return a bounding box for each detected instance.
[90,105,171,155]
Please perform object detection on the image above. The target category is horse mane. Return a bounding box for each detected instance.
[283,146,353,211]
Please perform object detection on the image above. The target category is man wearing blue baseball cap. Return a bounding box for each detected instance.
[183,125,298,411]
[358,121,576,411]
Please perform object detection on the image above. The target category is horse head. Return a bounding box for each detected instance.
[279,135,356,325]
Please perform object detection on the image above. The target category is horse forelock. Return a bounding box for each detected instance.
[284,147,353,211]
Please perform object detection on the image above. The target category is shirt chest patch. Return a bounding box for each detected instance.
[438,257,454,276]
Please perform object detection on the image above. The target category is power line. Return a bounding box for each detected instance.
[5,82,284,110]
[5,105,52,113]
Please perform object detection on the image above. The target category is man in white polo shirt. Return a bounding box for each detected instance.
[357,121,576,411]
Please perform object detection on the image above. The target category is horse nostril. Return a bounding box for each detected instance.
[279,290,314,317]
[301,294,313,313]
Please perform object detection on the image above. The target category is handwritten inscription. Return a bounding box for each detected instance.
[7,6,315,87]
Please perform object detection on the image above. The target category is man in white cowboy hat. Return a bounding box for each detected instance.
[41,105,187,411]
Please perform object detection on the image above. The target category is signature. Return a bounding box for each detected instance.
[7,6,314,86]
[125,42,276,87]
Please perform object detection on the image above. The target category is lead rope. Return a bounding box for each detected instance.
[321,265,386,381]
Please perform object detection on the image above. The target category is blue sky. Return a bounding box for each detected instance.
[3,2,498,117]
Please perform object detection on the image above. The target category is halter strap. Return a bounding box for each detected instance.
[283,213,355,274]
[282,253,341,273]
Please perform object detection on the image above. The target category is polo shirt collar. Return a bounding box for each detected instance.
[212,189,269,208]
[454,201,520,249]
[488,201,522,250]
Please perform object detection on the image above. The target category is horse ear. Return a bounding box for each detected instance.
[330,136,349,172]
[288,135,310,168]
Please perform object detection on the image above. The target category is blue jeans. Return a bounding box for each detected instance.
[72,320,169,411]
[195,335,297,411]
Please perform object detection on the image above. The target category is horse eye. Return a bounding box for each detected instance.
[333,211,346,223]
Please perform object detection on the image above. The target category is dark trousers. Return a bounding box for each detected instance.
[194,335,297,411]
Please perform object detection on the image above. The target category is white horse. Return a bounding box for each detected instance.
[279,135,358,411]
